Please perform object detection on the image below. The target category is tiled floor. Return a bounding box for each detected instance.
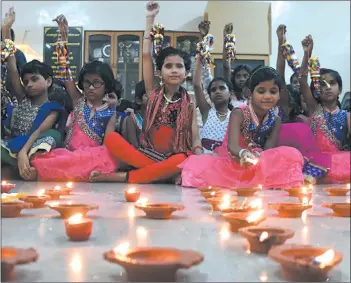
[1,181,350,282]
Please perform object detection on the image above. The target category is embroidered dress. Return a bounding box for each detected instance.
[1,97,63,168]
[179,105,304,189]
[310,105,350,183]
[201,107,230,153]
[32,98,118,181]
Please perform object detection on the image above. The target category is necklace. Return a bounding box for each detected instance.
[216,110,228,117]
[163,94,181,106]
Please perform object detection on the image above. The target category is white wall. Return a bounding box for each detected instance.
[2,1,350,95]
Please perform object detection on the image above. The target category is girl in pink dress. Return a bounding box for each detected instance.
[31,15,118,181]
[180,66,305,189]
[299,35,350,184]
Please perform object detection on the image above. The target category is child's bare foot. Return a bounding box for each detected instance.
[89,171,127,183]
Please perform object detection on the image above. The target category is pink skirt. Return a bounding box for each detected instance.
[179,146,305,189]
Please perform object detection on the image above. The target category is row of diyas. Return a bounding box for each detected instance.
[199,185,347,281]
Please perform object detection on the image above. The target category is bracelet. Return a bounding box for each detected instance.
[192,145,204,153]
[238,148,249,158]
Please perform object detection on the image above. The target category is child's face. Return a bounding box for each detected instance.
[209,80,231,106]
[320,73,340,103]
[234,69,250,90]
[22,73,52,97]
[161,55,188,86]
[291,75,300,92]
[251,80,280,111]
[82,73,106,102]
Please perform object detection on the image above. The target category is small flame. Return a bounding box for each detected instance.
[246,209,264,223]
[302,197,309,206]
[54,185,61,191]
[259,271,268,282]
[258,184,263,190]
[66,182,73,189]
[114,242,130,257]
[308,184,314,190]
[210,191,216,197]
[219,196,231,210]
[314,249,335,269]
[37,189,45,196]
[127,187,136,194]
[249,199,263,209]
[2,181,7,185]
[301,186,308,194]
[68,213,83,225]
[259,231,269,242]
[136,197,148,206]
[347,183,350,190]
[208,186,212,190]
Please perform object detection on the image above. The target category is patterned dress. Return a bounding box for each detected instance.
[179,105,305,189]
[32,98,118,181]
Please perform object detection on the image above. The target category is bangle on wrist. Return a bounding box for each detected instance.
[238,148,249,158]
[192,145,203,154]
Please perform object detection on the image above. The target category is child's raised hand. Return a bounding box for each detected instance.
[302,35,313,54]
[2,7,15,28]
[223,23,233,37]
[146,1,160,18]
[53,14,68,41]
[198,20,211,37]
[276,24,286,45]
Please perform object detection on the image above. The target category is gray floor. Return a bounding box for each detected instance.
[1,181,350,282]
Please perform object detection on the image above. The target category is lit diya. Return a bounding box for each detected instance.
[1,181,16,193]
[283,185,313,198]
[206,194,237,211]
[1,201,32,218]
[65,213,93,241]
[268,201,312,218]
[1,247,38,282]
[222,209,266,232]
[44,186,65,200]
[221,198,263,213]
[323,184,350,197]
[269,245,342,282]
[124,187,140,202]
[231,185,262,197]
[201,190,224,199]
[103,243,204,282]
[198,186,221,193]
[238,226,295,254]
[18,189,49,208]
[321,202,350,217]
[48,203,99,219]
[135,198,184,219]
[61,182,74,195]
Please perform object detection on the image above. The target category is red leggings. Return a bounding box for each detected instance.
[105,132,188,183]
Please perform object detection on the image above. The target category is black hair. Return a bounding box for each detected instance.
[20,60,54,91]
[290,72,299,84]
[115,80,123,99]
[207,77,234,110]
[155,46,191,72]
[78,60,116,93]
[231,64,252,93]
[135,80,146,101]
[310,68,343,97]
[248,65,282,93]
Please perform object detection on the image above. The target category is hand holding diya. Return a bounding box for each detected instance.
[48,202,99,219]
[1,247,38,281]
[103,242,204,282]
[134,198,184,219]
[238,226,295,254]
[124,187,140,202]
[269,245,342,282]
[222,209,266,232]
[65,213,93,241]
[321,202,350,217]
[323,184,350,196]
[1,181,16,193]
[18,189,49,208]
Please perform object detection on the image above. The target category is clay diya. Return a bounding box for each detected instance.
[221,198,263,213]
[65,213,93,241]
[269,202,312,218]
[124,187,140,202]
[222,209,266,232]
[1,181,16,193]
[44,186,65,200]
[238,226,295,254]
[269,244,342,282]
[104,244,204,282]
[1,201,32,218]
[135,202,184,219]
[198,186,221,193]
[230,187,261,197]
[18,189,49,208]
[323,187,350,197]
[283,185,313,197]
[201,191,224,199]
[1,247,38,282]
[206,195,237,211]
[48,203,99,219]
[321,202,350,217]
[61,182,74,195]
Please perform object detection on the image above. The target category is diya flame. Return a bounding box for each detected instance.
[314,249,335,269]
[68,213,83,225]
[114,242,130,257]
[246,209,264,223]
[259,231,269,242]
